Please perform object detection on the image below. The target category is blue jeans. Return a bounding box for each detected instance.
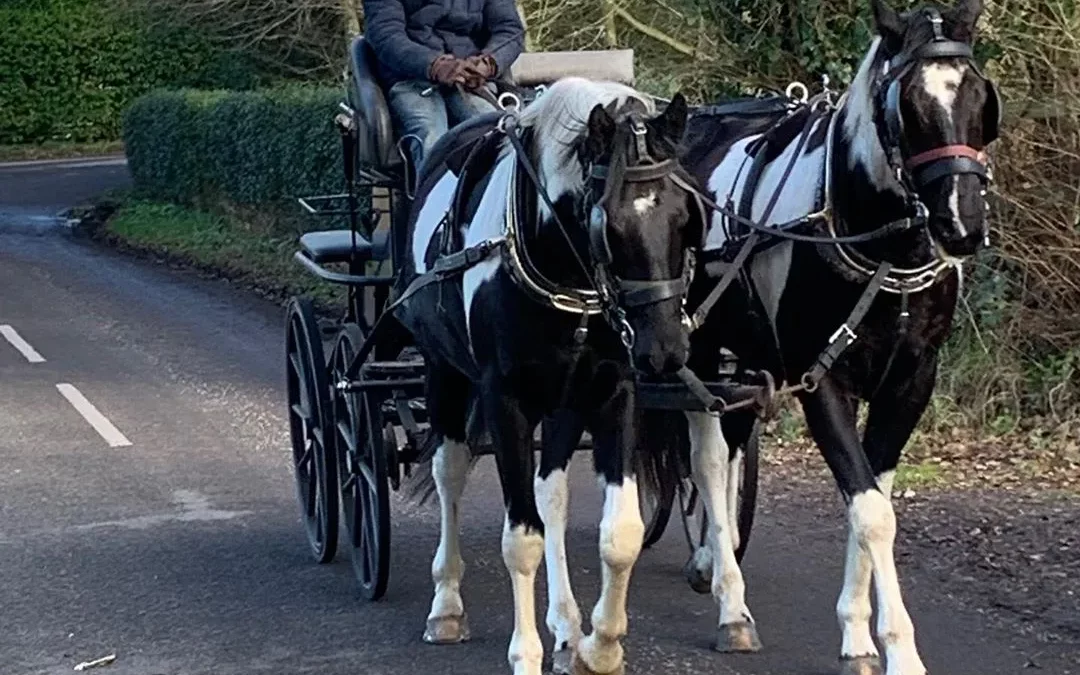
[388,80,496,176]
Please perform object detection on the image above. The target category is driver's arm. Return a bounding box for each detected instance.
[363,0,445,81]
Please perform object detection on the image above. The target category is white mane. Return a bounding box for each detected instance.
[514,77,654,214]
[841,36,904,194]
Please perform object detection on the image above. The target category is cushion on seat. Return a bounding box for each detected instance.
[510,50,635,87]
[300,229,389,264]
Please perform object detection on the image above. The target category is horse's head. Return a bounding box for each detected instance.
[580,92,697,376]
[871,0,1001,257]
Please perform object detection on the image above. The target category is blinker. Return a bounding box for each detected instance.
[589,204,612,265]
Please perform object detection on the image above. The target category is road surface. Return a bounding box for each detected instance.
[0,158,1073,675]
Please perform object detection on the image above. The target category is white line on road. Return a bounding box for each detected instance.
[55,383,132,447]
[0,325,45,363]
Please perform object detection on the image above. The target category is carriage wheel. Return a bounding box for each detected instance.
[679,415,761,565]
[640,473,675,550]
[331,324,391,601]
[285,297,339,564]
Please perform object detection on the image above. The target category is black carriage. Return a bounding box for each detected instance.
[284,37,765,601]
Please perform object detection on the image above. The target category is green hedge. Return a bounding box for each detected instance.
[123,88,343,208]
[0,0,260,144]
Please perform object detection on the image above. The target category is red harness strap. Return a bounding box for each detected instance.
[905,144,987,170]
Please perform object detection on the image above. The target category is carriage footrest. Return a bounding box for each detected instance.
[300,229,390,264]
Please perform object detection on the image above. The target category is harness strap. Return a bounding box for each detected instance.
[800,261,892,392]
[619,277,687,307]
[871,288,910,400]
[906,145,987,170]
[689,233,757,331]
[687,108,821,331]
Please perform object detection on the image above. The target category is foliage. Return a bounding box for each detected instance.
[106,199,345,308]
[0,0,262,144]
[122,88,343,218]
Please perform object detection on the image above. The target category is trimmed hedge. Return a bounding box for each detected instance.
[123,88,344,208]
[0,0,260,144]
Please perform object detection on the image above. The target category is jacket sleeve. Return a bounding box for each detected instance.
[480,0,525,77]
[363,0,444,81]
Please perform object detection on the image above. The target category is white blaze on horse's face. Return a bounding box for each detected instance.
[922,62,970,234]
[633,191,657,216]
[922,62,967,124]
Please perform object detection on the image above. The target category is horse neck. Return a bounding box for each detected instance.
[829,41,936,267]
[520,137,594,289]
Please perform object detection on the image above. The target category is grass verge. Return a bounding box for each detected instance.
[95,199,346,310]
[0,141,125,162]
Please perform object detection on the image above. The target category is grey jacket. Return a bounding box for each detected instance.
[363,0,524,87]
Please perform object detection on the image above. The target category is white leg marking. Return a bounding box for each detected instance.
[412,172,459,273]
[849,490,925,675]
[426,440,472,633]
[0,325,45,363]
[578,478,644,674]
[726,449,744,551]
[534,469,583,655]
[837,470,897,661]
[685,412,752,627]
[503,518,545,675]
[55,384,131,447]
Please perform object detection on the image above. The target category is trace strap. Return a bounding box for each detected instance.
[799,261,892,392]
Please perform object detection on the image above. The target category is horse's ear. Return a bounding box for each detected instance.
[586,103,615,159]
[944,0,983,42]
[871,0,905,52]
[651,92,688,144]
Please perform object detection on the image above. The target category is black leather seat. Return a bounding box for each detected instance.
[299,228,390,264]
[348,36,399,172]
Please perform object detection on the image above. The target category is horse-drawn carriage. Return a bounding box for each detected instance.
[285,37,768,601]
[284,2,1004,671]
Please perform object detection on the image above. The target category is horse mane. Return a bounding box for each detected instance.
[512,77,655,212]
[840,35,903,194]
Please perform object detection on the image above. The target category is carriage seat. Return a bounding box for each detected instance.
[299,227,390,265]
[346,35,636,175]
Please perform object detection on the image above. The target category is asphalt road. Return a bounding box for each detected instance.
[0,158,1074,675]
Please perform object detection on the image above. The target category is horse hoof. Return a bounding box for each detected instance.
[714,621,762,653]
[423,614,471,644]
[551,648,574,675]
[682,557,712,595]
[571,653,624,675]
[839,655,883,675]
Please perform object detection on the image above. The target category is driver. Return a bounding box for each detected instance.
[363,0,525,173]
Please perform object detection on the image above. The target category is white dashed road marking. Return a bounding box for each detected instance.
[0,325,45,363]
[55,383,132,447]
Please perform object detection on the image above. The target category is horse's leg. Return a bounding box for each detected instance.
[575,381,643,675]
[683,410,754,595]
[538,410,586,674]
[801,376,926,675]
[483,373,545,675]
[685,411,759,652]
[424,366,474,644]
[835,358,937,675]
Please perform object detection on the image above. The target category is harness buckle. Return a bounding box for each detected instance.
[829,323,857,345]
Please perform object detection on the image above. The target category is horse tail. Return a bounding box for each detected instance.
[402,399,485,506]
[633,408,689,514]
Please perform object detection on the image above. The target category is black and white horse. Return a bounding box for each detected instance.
[675,1,1000,673]
[393,77,697,675]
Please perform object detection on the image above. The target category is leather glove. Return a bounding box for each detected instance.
[462,54,497,91]
[429,54,467,86]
